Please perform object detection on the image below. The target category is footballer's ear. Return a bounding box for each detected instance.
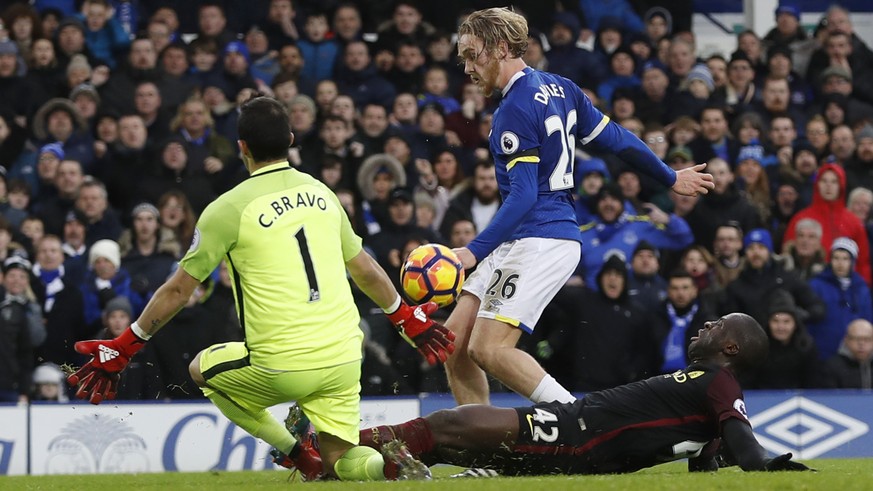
[289,131,295,147]
[723,341,739,357]
[497,39,509,59]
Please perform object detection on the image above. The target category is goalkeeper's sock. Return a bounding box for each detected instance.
[204,387,297,454]
[529,374,576,404]
[361,418,435,456]
[333,445,385,481]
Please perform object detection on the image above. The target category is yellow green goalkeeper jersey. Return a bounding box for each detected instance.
[180,161,364,371]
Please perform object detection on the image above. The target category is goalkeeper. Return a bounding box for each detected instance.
[67,96,453,482]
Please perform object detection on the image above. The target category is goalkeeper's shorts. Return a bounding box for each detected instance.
[199,341,362,445]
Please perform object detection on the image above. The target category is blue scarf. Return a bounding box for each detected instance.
[661,302,698,373]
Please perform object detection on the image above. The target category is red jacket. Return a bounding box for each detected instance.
[784,163,871,284]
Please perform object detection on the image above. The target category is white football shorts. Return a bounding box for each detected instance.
[463,237,581,333]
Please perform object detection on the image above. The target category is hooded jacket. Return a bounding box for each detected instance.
[807,266,873,360]
[784,163,871,284]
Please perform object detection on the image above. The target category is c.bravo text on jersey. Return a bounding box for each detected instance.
[258,192,328,228]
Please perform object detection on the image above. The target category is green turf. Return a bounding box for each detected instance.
[3,460,873,490]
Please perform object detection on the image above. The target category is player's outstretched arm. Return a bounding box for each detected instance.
[346,250,455,365]
[721,419,812,471]
[67,268,202,404]
[673,163,715,197]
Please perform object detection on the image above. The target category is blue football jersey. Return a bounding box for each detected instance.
[466,67,676,261]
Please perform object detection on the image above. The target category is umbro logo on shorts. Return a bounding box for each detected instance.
[99,345,120,363]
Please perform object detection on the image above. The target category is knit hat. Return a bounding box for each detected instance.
[737,142,765,165]
[39,142,65,160]
[744,228,773,252]
[70,83,101,104]
[577,157,610,178]
[775,4,801,19]
[65,208,87,225]
[66,54,91,75]
[633,239,660,259]
[831,237,859,260]
[820,66,852,84]
[3,255,32,274]
[857,124,873,142]
[132,202,160,220]
[767,289,798,319]
[104,296,133,318]
[89,239,121,269]
[224,40,251,64]
[685,64,714,92]
[0,39,19,55]
[32,363,65,385]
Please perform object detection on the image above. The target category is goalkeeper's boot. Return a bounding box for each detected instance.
[381,440,432,480]
[450,468,500,478]
[270,405,324,481]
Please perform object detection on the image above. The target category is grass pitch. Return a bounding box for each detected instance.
[4,459,873,490]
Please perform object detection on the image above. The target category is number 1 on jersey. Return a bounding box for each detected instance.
[294,227,320,302]
[545,110,577,191]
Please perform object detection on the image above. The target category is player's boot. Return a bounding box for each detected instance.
[450,468,500,478]
[381,440,432,480]
[269,405,324,481]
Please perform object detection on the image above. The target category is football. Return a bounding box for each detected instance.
[401,244,465,307]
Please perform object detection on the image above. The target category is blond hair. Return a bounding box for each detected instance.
[458,8,528,58]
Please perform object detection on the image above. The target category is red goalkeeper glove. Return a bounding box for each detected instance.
[67,326,147,404]
[386,301,455,365]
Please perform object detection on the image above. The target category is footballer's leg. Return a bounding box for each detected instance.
[190,344,312,476]
[443,292,490,405]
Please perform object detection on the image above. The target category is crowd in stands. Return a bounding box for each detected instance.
[1,0,872,403]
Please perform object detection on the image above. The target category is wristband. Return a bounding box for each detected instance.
[130,322,152,341]
[382,295,402,315]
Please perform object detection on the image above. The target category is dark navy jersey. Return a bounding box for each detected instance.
[467,67,677,260]
[505,363,748,475]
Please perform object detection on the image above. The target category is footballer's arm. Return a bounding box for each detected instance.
[346,249,403,311]
[135,267,203,337]
[721,419,811,471]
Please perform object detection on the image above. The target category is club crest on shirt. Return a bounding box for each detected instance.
[733,398,748,419]
[500,131,519,154]
[189,228,201,252]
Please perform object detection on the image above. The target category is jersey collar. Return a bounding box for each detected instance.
[250,160,292,177]
[501,66,533,97]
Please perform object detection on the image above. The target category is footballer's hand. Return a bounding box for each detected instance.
[764,453,814,472]
[68,327,147,404]
[386,301,456,365]
[672,163,715,196]
[452,247,477,269]
[70,364,121,405]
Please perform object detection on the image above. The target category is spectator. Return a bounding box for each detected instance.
[844,125,873,193]
[688,106,740,166]
[546,12,607,90]
[31,98,94,170]
[23,38,61,115]
[29,362,68,402]
[35,158,84,237]
[262,0,298,49]
[652,269,712,374]
[0,40,30,121]
[781,218,826,282]
[297,10,339,84]
[573,158,610,224]
[734,112,768,149]
[140,136,217,216]
[54,17,89,73]
[705,54,728,91]
[349,103,392,159]
[30,235,87,366]
[333,3,363,46]
[807,237,873,361]
[579,184,693,287]
[76,178,122,245]
[170,97,235,181]
[157,43,197,110]
[805,115,830,159]
[712,51,757,119]
[847,187,873,247]
[376,1,434,53]
[387,40,426,95]
[626,240,667,314]
[418,66,461,115]
[765,44,812,110]
[712,221,745,288]
[99,37,162,116]
[821,318,873,389]
[643,7,672,43]
[763,4,815,75]
[80,238,140,331]
[439,160,499,240]
[97,113,154,214]
[157,189,197,252]
[94,295,162,400]
[195,2,235,49]
[60,208,88,286]
[683,158,762,252]
[597,46,640,108]
[145,18,173,55]
[134,80,172,145]
[784,162,871,284]
[751,290,819,389]
[119,202,179,308]
[78,0,130,70]
[680,244,718,295]
[0,255,39,403]
[735,142,772,223]
[335,40,396,110]
[721,228,824,327]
